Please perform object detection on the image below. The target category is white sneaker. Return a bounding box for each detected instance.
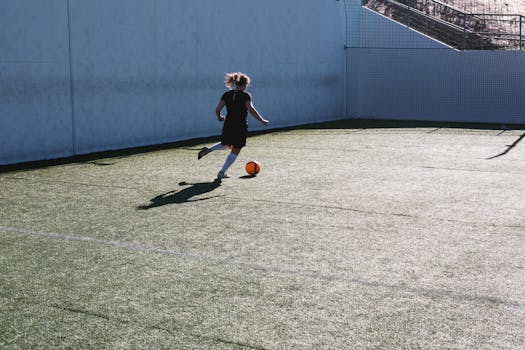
[217,171,230,179]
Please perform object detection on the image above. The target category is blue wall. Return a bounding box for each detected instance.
[0,0,73,164]
[1,0,346,164]
[345,1,525,124]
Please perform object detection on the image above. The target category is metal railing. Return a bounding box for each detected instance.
[362,0,524,50]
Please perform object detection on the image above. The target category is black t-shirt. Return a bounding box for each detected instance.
[221,90,251,126]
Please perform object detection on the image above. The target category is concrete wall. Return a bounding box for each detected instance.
[4,0,525,165]
[345,1,525,124]
[1,0,346,165]
[0,0,73,164]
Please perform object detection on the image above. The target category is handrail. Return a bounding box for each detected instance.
[362,0,525,50]
[388,0,476,34]
[431,0,466,14]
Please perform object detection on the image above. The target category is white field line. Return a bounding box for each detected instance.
[0,225,228,264]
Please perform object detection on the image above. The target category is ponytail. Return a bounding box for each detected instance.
[224,72,251,89]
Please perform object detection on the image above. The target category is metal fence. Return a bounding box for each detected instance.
[362,0,524,50]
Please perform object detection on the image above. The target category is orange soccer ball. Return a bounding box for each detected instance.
[245,160,261,176]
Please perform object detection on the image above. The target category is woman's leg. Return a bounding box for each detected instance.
[212,143,231,151]
[198,143,231,159]
[218,147,242,178]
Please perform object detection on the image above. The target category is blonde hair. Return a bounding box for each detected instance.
[224,72,251,89]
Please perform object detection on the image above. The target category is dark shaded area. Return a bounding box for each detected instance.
[239,175,256,179]
[137,180,222,210]
[487,132,525,159]
[2,118,524,173]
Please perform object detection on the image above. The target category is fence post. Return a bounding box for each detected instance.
[462,14,467,50]
[407,0,412,28]
[520,15,523,51]
[425,0,429,34]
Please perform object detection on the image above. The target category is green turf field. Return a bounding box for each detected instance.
[1,120,524,349]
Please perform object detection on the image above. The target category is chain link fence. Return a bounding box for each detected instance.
[362,0,524,50]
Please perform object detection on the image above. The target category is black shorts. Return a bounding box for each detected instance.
[221,121,247,148]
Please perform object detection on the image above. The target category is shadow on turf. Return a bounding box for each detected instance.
[487,132,525,159]
[137,179,222,209]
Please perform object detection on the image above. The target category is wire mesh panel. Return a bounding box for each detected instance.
[361,0,524,50]
[344,0,525,124]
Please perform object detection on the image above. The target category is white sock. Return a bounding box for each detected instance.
[220,153,237,173]
[211,143,229,151]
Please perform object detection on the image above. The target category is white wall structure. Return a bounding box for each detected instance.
[0,0,74,165]
[2,0,525,165]
[1,0,346,165]
[344,1,525,124]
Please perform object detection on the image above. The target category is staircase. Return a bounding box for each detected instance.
[362,0,524,50]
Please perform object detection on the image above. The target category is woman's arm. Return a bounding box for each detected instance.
[246,100,269,126]
[215,100,226,121]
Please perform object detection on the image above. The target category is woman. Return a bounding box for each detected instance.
[198,72,269,180]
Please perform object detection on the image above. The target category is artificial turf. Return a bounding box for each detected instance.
[1,120,524,349]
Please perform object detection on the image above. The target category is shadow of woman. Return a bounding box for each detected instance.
[137,179,222,210]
